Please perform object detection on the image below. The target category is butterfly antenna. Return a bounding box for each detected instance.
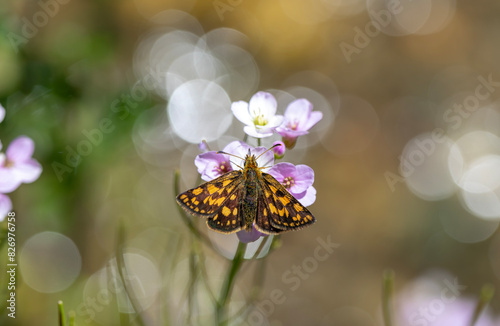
[255,143,281,160]
[216,151,244,161]
[217,151,244,170]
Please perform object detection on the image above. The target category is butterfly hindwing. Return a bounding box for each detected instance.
[206,187,244,233]
[176,171,242,218]
[255,187,286,234]
[256,173,315,232]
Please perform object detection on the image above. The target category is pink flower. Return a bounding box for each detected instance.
[276,99,322,148]
[267,162,316,206]
[194,141,274,182]
[231,92,283,138]
[0,136,43,193]
[237,226,265,243]
[272,141,285,159]
[395,272,497,326]
[0,194,12,222]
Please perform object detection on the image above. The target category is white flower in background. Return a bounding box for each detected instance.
[231,91,283,138]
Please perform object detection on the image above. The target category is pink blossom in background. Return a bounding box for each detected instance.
[0,136,42,193]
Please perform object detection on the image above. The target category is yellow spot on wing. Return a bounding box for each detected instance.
[180,194,187,199]
[207,184,219,195]
[279,197,290,206]
[269,185,278,193]
[222,179,232,187]
[222,207,231,216]
[215,197,225,206]
[233,208,237,215]
[192,188,203,196]
[268,203,277,214]
[213,215,218,221]
[230,194,237,200]
[293,203,303,212]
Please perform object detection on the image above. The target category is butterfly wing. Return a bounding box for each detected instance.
[254,173,315,234]
[176,171,242,218]
[206,184,244,234]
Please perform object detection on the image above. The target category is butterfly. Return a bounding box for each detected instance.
[176,145,316,235]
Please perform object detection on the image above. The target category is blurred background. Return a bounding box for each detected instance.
[1,0,500,325]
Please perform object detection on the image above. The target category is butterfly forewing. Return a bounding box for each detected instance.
[256,173,315,233]
[176,171,242,217]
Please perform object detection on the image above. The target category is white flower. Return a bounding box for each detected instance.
[231,91,283,138]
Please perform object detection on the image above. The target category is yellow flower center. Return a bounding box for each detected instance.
[253,114,268,126]
[283,176,294,189]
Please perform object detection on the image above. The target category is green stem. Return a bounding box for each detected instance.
[58,301,66,326]
[216,241,247,325]
[382,270,395,326]
[257,138,261,147]
[115,223,147,326]
[470,284,495,326]
[68,311,75,326]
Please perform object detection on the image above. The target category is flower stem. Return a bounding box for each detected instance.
[116,222,147,326]
[58,301,66,326]
[470,284,495,326]
[216,241,247,325]
[382,269,395,326]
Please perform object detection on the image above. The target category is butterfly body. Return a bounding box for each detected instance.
[176,151,315,235]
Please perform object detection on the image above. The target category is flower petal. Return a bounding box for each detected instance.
[248,92,277,118]
[0,103,5,124]
[231,101,253,125]
[13,159,42,183]
[267,115,284,129]
[293,186,316,207]
[243,125,273,138]
[268,162,296,183]
[275,128,308,140]
[285,99,312,122]
[252,146,274,168]
[224,141,250,169]
[0,168,22,193]
[237,226,265,243]
[6,136,35,163]
[0,194,12,222]
[195,151,230,181]
[291,164,314,193]
[301,111,323,131]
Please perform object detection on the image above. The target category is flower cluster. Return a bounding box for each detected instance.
[195,91,322,243]
[232,91,322,148]
[0,104,42,221]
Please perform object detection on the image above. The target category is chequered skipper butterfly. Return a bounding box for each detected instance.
[176,145,316,234]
